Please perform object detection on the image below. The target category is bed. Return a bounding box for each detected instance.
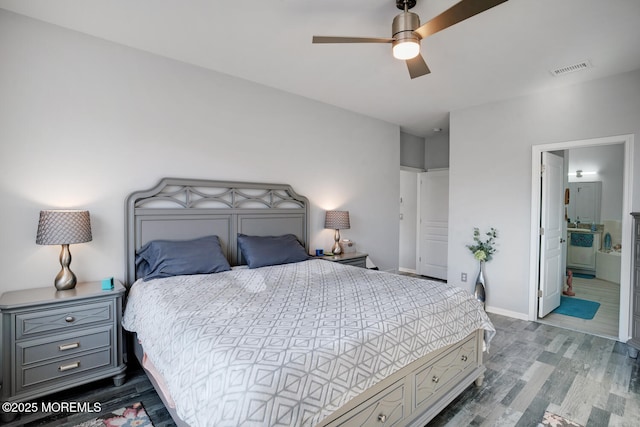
[122,178,495,426]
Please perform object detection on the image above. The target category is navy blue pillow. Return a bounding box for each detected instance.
[237,234,310,268]
[136,235,231,281]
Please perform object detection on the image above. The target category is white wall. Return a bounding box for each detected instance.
[0,10,401,292]
[425,132,450,169]
[448,69,640,316]
[400,132,425,170]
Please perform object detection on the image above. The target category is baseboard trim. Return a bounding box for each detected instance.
[486,306,528,320]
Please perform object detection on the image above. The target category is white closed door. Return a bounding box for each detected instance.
[539,152,564,318]
[418,170,449,280]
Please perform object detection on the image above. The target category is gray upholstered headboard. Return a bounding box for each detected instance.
[125,178,309,286]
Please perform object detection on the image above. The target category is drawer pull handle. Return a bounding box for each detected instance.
[59,342,80,351]
[461,355,468,362]
[432,376,440,384]
[65,316,75,323]
[58,361,80,372]
[378,414,387,423]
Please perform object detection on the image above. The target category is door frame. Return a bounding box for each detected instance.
[529,134,634,342]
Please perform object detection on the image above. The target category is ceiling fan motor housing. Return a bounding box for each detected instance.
[392,11,421,45]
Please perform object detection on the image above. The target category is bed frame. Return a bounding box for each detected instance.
[124,178,485,426]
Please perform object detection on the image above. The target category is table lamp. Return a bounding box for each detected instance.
[36,210,92,290]
[324,210,350,255]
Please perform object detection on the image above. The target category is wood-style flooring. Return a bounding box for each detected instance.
[430,313,640,427]
[539,276,620,339]
[5,313,639,427]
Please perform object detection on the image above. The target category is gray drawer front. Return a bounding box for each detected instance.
[18,327,112,365]
[341,258,366,268]
[329,382,405,426]
[413,335,477,409]
[18,348,112,392]
[16,301,113,339]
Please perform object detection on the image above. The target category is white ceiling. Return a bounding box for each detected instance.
[2,0,640,137]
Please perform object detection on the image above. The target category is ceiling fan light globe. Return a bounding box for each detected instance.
[392,40,420,60]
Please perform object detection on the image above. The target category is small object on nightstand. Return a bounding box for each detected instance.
[341,239,356,254]
[101,276,114,290]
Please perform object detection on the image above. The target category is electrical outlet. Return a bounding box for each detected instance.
[461,272,467,282]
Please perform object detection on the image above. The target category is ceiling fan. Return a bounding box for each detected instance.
[312,0,509,79]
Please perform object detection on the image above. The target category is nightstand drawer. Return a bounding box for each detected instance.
[18,348,112,393]
[18,326,112,365]
[340,257,367,268]
[16,301,113,339]
[321,253,368,269]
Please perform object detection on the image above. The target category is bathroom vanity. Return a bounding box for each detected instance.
[567,228,601,274]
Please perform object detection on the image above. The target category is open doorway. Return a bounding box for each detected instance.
[529,134,634,341]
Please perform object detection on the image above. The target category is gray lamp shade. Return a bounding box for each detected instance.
[325,210,350,230]
[36,210,92,245]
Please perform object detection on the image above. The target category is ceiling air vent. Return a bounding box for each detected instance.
[550,60,592,77]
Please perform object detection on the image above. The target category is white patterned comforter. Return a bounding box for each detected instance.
[122,259,495,426]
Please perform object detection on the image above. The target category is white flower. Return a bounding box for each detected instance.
[474,250,487,261]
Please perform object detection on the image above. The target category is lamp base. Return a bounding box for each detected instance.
[55,271,77,291]
[331,229,343,255]
[55,244,77,291]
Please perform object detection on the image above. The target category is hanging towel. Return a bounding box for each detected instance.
[571,232,594,247]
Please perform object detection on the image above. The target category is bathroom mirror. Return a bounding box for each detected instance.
[567,181,602,225]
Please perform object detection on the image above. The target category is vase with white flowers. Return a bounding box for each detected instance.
[466,227,498,309]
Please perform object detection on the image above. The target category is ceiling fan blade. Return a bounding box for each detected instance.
[312,36,394,44]
[406,54,430,79]
[414,0,508,39]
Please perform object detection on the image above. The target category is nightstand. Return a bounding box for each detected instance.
[321,252,368,268]
[0,281,126,420]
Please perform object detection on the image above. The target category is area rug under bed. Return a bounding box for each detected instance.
[72,402,153,427]
[552,296,600,320]
[539,410,584,427]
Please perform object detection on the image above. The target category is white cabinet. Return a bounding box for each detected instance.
[568,182,602,225]
[567,230,601,272]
